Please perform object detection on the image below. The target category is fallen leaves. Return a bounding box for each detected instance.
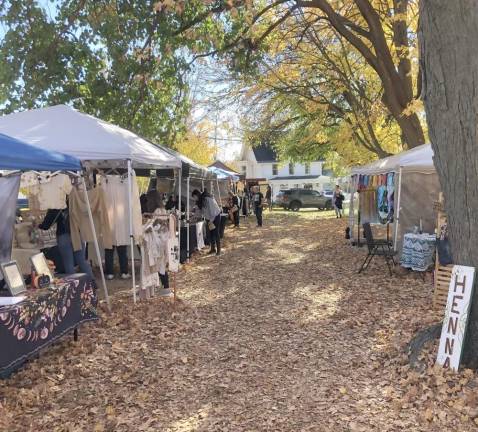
[0,213,477,431]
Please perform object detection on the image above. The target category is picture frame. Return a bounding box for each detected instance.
[0,261,27,296]
[30,252,54,281]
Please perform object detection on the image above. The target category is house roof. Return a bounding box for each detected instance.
[209,160,239,174]
[269,175,322,181]
[252,143,277,162]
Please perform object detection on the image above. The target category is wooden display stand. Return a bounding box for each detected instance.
[433,196,453,310]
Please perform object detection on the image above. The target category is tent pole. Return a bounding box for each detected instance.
[393,167,403,252]
[81,176,111,311]
[127,160,137,303]
[186,176,190,262]
[178,168,182,265]
[216,177,222,207]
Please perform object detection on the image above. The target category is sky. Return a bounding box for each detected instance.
[1,0,244,163]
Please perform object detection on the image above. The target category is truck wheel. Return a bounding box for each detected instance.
[289,201,301,212]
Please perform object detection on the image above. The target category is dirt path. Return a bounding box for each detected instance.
[1,212,476,431]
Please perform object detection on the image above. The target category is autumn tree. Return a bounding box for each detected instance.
[175,120,216,166]
[419,1,478,367]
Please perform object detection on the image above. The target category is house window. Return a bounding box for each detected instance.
[305,163,310,175]
[241,165,246,174]
[289,163,295,175]
[280,184,288,190]
[304,183,313,190]
[272,164,278,176]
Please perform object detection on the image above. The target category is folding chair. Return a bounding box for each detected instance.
[358,222,397,276]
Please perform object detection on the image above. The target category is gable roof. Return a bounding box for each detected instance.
[252,143,277,162]
[209,160,239,174]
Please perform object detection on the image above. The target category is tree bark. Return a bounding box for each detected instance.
[295,0,425,149]
[419,1,478,368]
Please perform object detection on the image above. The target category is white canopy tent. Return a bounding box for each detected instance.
[0,105,182,303]
[350,144,440,251]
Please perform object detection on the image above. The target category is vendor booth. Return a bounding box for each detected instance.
[156,149,225,263]
[350,144,440,253]
[0,133,99,377]
[0,105,182,303]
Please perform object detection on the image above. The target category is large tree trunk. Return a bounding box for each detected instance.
[419,1,478,367]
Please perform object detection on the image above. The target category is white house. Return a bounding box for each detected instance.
[237,143,332,198]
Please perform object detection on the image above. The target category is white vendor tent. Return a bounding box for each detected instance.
[350,144,440,251]
[0,105,182,303]
[0,105,181,169]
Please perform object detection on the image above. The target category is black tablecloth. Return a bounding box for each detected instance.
[180,224,199,263]
[0,274,98,378]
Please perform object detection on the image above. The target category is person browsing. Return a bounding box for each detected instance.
[192,189,222,255]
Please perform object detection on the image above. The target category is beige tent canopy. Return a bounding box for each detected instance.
[350,144,440,251]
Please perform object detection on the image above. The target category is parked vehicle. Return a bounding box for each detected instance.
[275,189,333,211]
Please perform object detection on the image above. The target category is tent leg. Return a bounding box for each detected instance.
[186,177,190,262]
[81,177,111,311]
[127,160,137,303]
[393,167,402,252]
[216,178,222,207]
[178,168,182,265]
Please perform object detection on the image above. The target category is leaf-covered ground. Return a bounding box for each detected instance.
[1,212,478,431]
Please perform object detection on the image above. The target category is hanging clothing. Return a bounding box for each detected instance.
[68,186,113,252]
[25,173,72,211]
[100,173,142,246]
[196,221,205,250]
[377,185,388,224]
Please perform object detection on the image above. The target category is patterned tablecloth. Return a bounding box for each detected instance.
[400,233,436,271]
[0,274,97,378]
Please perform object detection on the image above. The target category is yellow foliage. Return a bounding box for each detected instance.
[175,121,216,166]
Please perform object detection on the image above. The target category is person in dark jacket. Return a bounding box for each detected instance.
[265,185,272,211]
[252,186,264,227]
[333,186,345,218]
[39,208,93,277]
[228,191,240,228]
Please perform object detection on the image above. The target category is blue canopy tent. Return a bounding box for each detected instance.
[208,166,240,182]
[0,133,110,308]
[0,132,81,171]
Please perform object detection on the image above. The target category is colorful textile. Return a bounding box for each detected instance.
[0,274,97,378]
[400,233,436,271]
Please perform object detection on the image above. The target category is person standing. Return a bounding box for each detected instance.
[265,185,272,211]
[252,186,264,227]
[39,207,93,278]
[333,185,345,218]
[228,191,240,228]
[192,189,222,255]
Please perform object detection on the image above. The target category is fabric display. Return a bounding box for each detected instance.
[99,173,142,246]
[400,233,436,271]
[356,173,395,224]
[0,175,21,266]
[140,209,176,296]
[24,173,72,211]
[68,185,113,252]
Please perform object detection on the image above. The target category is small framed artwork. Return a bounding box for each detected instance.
[30,253,54,281]
[1,261,27,296]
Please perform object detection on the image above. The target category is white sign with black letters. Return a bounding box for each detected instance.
[436,265,475,372]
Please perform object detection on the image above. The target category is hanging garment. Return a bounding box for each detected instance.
[25,173,72,211]
[196,221,205,250]
[377,185,388,224]
[100,173,142,246]
[68,186,113,252]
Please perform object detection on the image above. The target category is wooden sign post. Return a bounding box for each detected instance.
[436,265,475,371]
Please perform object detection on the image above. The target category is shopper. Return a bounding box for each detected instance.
[252,186,264,227]
[265,185,272,211]
[334,185,345,218]
[39,207,93,278]
[228,191,240,228]
[192,189,222,255]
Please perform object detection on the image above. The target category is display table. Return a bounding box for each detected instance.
[0,274,98,378]
[400,233,436,271]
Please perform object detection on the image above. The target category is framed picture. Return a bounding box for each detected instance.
[30,253,54,281]
[1,261,27,296]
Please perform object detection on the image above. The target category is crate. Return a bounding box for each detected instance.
[434,264,453,310]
